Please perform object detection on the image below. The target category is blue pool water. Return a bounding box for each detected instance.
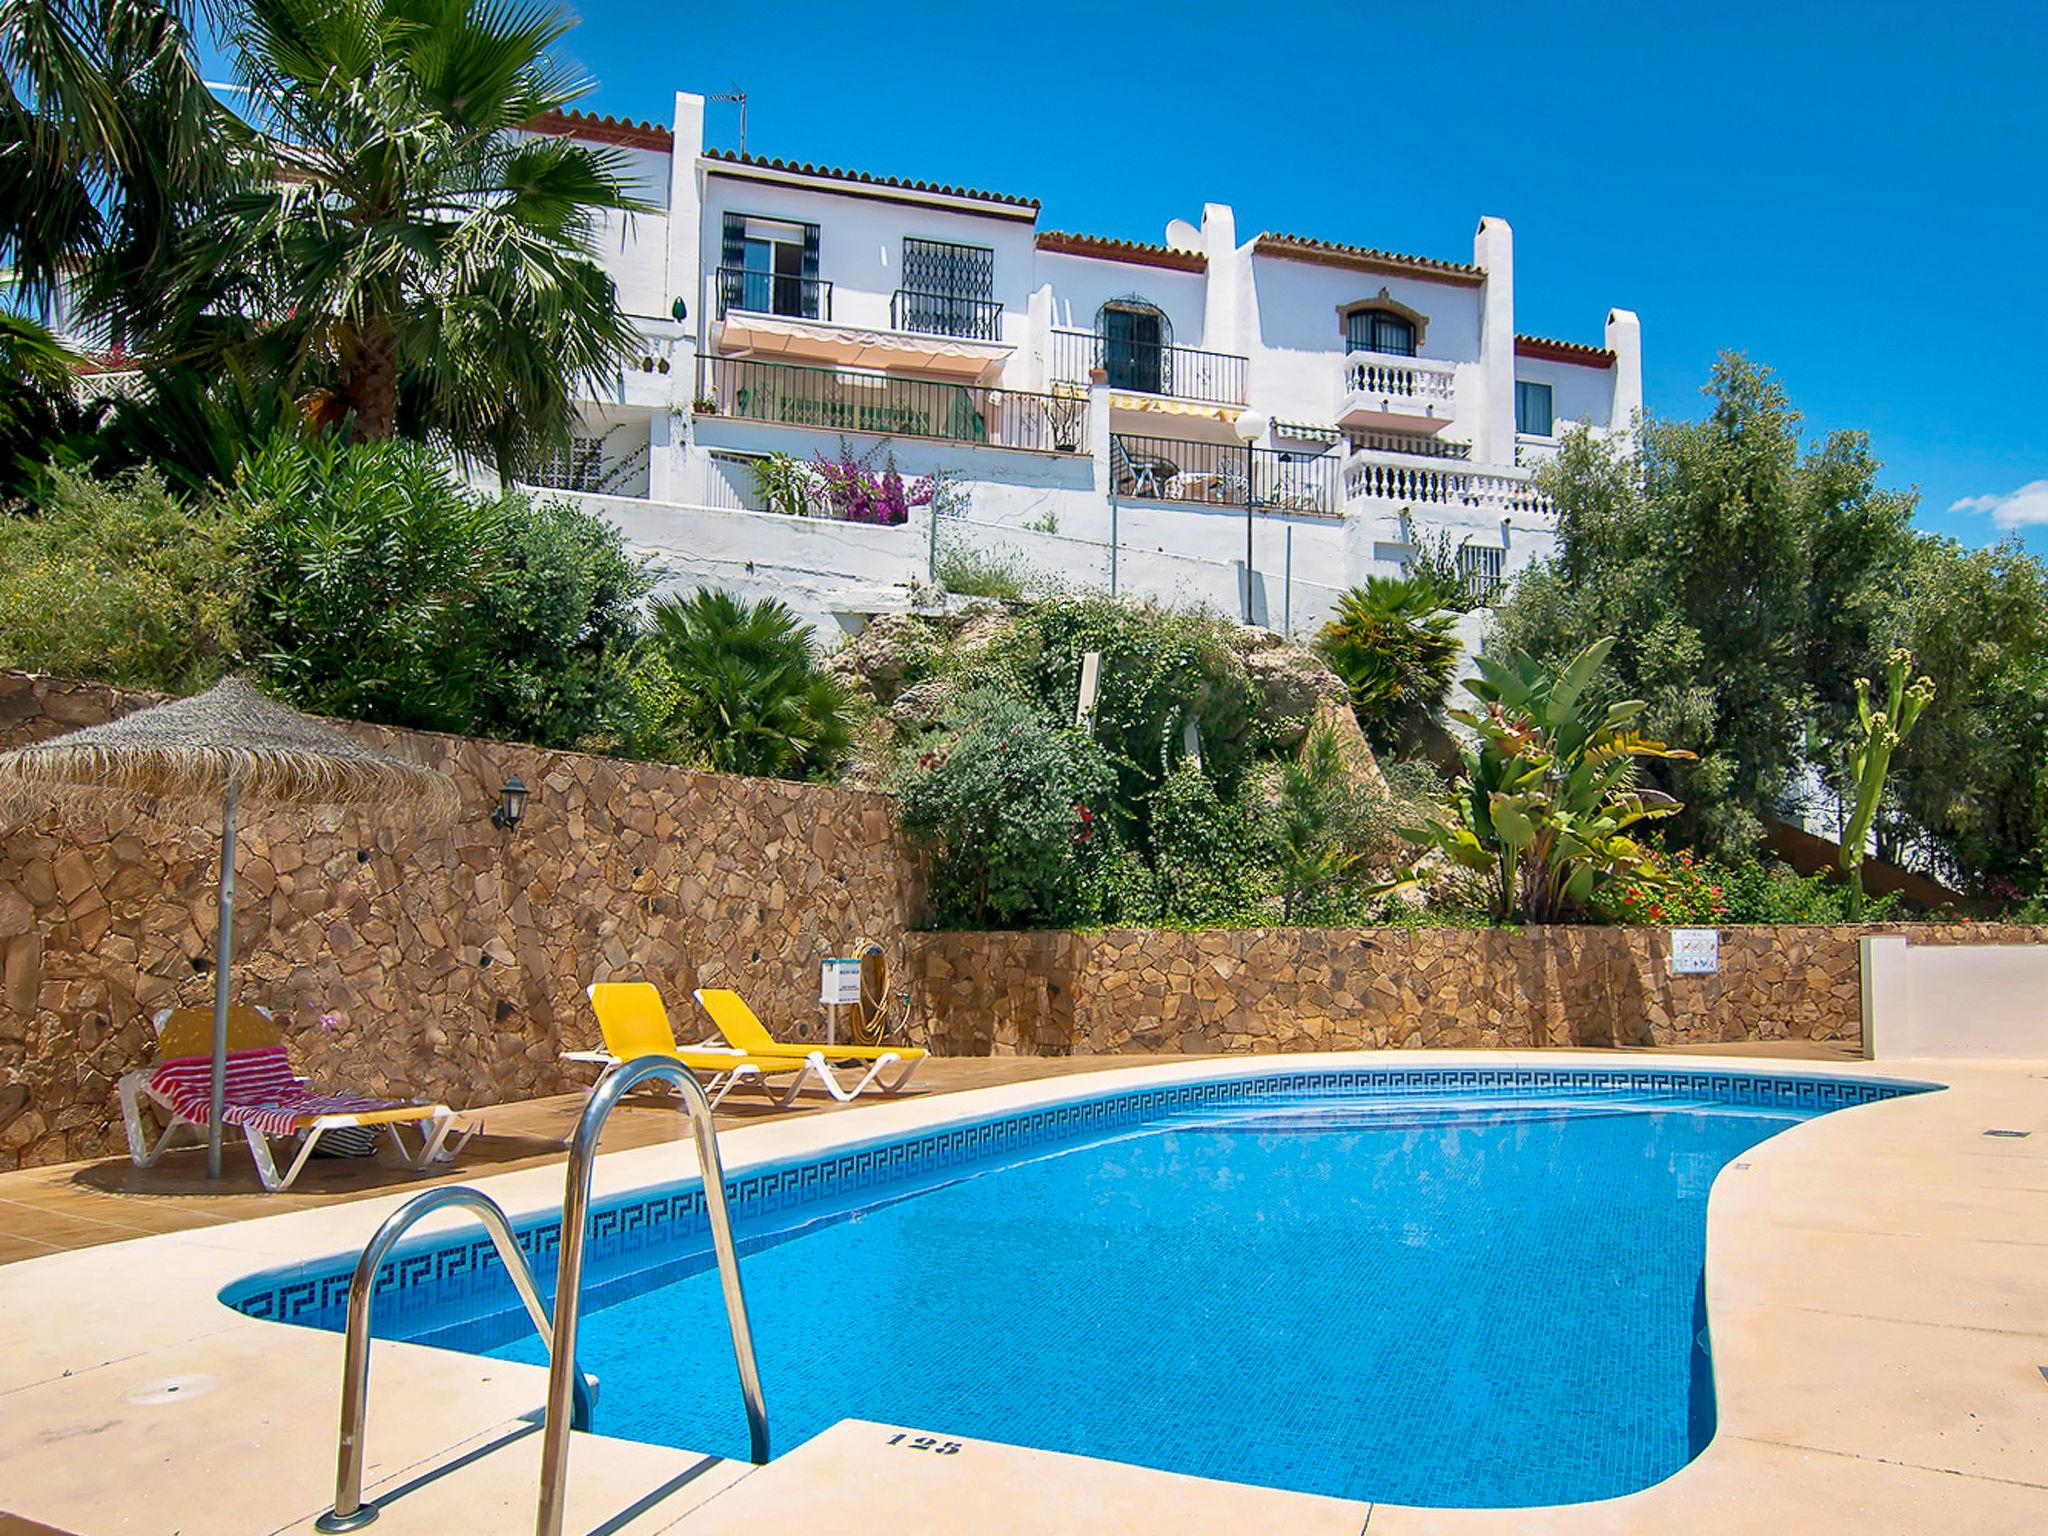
[226,1069,1925,1508]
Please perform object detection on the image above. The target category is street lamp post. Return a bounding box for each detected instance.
[1233,411,1270,623]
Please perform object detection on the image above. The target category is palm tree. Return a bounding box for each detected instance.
[0,0,223,316]
[645,588,856,782]
[153,0,645,468]
[1314,575,1462,753]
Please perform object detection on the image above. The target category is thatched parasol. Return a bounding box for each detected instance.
[0,677,457,1179]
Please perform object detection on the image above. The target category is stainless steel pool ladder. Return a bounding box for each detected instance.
[312,1057,771,1535]
[313,1184,598,1532]
[535,1055,770,1536]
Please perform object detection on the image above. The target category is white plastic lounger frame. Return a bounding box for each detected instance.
[556,1049,811,1109]
[117,1006,478,1191]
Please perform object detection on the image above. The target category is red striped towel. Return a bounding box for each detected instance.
[148,1047,413,1138]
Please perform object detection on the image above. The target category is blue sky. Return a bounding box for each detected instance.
[214,0,2048,550]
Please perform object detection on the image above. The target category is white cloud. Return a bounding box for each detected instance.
[1951,480,2048,529]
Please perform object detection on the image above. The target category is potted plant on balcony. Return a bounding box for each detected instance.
[691,391,719,415]
[1047,388,1085,453]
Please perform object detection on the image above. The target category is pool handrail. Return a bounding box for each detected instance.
[535,1053,770,1536]
[314,1184,596,1532]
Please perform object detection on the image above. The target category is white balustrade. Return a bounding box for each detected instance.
[1340,350,1457,411]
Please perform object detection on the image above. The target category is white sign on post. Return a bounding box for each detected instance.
[1670,928,1721,975]
[820,957,863,1006]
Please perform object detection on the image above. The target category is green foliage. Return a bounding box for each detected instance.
[983,595,1261,822]
[115,0,641,473]
[1592,847,1904,925]
[894,689,1116,928]
[1267,724,1400,922]
[1392,638,1695,923]
[1138,759,1268,925]
[1405,529,1477,613]
[467,496,649,748]
[1314,575,1460,752]
[746,452,813,517]
[1493,354,1916,856]
[0,462,242,689]
[1839,648,1934,916]
[641,587,855,781]
[1887,536,2048,895]
[229,434,644,743]
[935,543,1038,601]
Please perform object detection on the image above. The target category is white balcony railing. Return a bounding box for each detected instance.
[1343,449,1555,519]
[1339,349,1457,418]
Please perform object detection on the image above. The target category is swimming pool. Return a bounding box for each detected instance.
[225,1065,1929,1508]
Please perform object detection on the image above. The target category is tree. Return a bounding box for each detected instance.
[0,0,223,312]
[1493,354,1915,856]
[642,588,856,781]
[1887,536,2048,894]
[146,0,643,471]
[1390,638,1694,924]
[1313,575,1460,753]
[1266,722,1393,921]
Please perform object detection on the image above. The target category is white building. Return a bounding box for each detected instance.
[525,94,1642,636]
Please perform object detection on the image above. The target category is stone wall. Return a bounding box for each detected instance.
[905,923,2048,1057]
[0,673,922,1169]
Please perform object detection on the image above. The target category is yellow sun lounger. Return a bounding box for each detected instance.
[563,983,819,1109]
[694,987,926,1101]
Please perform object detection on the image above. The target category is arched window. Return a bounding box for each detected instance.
[1098,298,1171,395]
[1339,290,1427,357]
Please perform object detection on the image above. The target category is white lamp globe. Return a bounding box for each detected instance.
[1234,411,1270,444]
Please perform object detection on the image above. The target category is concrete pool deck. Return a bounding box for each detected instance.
[0,1049,2041,1534]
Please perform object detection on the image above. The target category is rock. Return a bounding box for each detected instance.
[1236,638,1352,748]
[829,613,939,704]
[888,677,957,730]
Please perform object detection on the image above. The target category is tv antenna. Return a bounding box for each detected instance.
[706,86,747,156]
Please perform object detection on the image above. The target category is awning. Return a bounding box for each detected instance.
[712,314,1010,381]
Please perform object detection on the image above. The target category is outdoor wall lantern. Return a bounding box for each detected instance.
[671,296,689,323]
[490,775,529,832]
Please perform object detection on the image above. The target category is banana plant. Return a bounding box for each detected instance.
[1838,648,1934,919]
[1382,637,1695,923]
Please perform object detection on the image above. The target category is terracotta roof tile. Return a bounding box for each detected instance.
[1514,333,1616,367]
[1034,230,1206,272]
[523,108,673,153]
[702,148,1038,212]
[1251,232,1483,286]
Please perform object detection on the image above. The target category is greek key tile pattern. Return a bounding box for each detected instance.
[221,1065,1926,1337]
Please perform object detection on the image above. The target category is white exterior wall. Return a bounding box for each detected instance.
[538,90,1641,642]
[697,173,1039,373]
[1862,936,2048,1060]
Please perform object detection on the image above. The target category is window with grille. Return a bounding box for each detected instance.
[897,237,997,339]
[1345,308,1417,357]
[1457,543,1506,604]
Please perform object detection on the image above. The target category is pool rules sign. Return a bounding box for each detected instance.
[1669,928,1720,975]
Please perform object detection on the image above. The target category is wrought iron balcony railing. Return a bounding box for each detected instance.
[890,289,1003,342]
[1049,329,1249,407]
[696,355,1089,454]
[714,266,832,322]
[1110,433,1338,515]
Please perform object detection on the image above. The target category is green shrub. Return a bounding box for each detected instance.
[1594,849,1903,924]
[1314,575,1461,752]
[935,543,1040,601]
[983,594,1261,819]
[1138,759,1268,925]
[1267,724,1400,922]
[230,434,646,743]
[0,463,242,690]
[895,689,1116,928]
[641,587,855,781]
[469,497,649,748]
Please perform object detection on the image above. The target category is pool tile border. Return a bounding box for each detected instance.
[222,1063,1926,1338]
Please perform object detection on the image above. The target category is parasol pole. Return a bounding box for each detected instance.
[207,772,240,1180]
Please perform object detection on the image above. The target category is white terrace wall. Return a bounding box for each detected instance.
[1861,935,2048,1059]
